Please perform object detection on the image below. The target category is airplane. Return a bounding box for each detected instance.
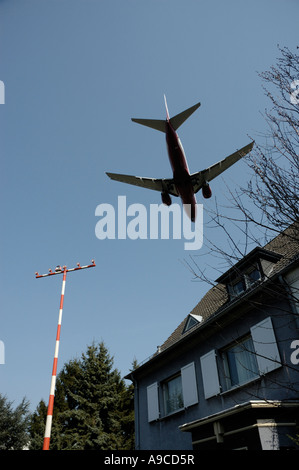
[106,96,254,222]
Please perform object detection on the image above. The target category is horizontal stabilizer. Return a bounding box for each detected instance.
[131,118,166,133]
[131,99,201,133]
[170,101,201,131]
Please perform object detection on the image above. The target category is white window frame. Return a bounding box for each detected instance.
[147,362,199,420]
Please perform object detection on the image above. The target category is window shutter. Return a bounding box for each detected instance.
[147,382,159,422]
[251,317,281,375]
[181,362,198,408]
[200,350,220,399]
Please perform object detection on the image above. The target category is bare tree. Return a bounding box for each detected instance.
[186,46,299,283]
[237,46,298,237]
[181,48,299,404]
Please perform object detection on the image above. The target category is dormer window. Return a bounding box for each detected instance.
[183,314,203,333]
[228,278,246,298]
[227,265,262,299]
[247,267,262,284]
[216,248,282,302]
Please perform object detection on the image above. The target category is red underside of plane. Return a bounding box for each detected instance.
[165,119,198,222]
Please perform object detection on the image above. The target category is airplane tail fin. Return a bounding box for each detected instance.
[131,98,201,133]
[164,94,170,121]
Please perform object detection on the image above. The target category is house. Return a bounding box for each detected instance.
[126,225,299,450]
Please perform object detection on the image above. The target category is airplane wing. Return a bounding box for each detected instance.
[190,141,254,194]
[106,172,179,197]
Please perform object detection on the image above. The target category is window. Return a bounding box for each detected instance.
[216,249,282,299]
[200,317,281,399]
[147,362,198,421]
[183,314,203,333]
[222,336,259,390]
[228,278,246,298]
[163,374,184,415]
[227,265,262,300]
[247,267,261,285]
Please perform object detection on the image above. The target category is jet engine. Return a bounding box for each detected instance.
[161,191,172,206]
[202,182,212,199]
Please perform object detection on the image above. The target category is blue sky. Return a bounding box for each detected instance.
[0,0,298,412]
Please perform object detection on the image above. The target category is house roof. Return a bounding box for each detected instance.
[158,223,299,354]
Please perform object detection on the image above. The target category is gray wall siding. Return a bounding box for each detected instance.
[134,298,299,450]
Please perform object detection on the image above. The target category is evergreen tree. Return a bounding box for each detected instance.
[0,394,30,450]
[29,341,134,450]
[28,399,47,450]
[120,358,138,450]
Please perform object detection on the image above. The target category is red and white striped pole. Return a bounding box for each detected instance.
[43,266,67,450]
[35,260,96,450]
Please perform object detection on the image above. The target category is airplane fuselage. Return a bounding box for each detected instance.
[165,121,197,222]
